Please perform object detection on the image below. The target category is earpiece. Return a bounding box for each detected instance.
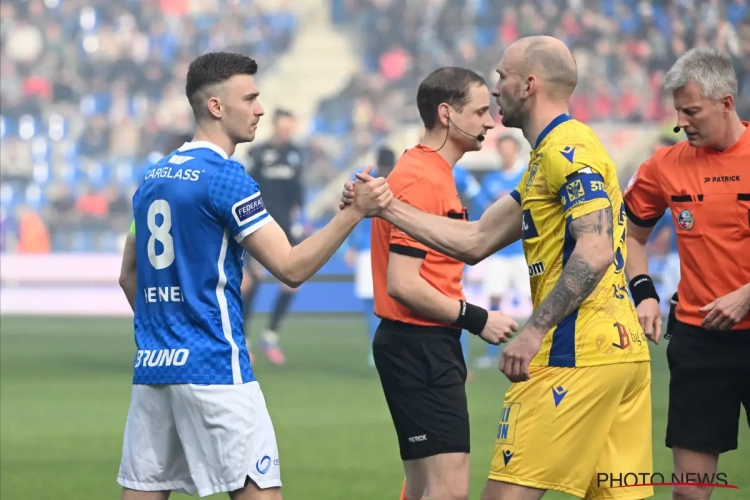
[447,115,485,143]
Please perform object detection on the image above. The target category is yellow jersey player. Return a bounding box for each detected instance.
[342,36,653,500]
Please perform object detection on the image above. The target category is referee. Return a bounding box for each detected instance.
[242,109,305,365]
[370,67,517,500]
[623,48,750,500]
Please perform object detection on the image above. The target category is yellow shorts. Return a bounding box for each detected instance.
[489,362,653,500]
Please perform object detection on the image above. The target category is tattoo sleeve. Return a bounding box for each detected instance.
[527,206,614,334]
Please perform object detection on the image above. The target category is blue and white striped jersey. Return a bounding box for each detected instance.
[131,141,272,385]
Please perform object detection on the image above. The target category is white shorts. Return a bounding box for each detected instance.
[483,255,531,298]
[354,250,374,299]
[117,381,281,497]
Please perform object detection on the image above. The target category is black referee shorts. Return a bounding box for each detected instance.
[666,320,750,454]
[372,319,470,461]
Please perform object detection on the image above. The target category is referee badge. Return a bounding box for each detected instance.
[677,210,694,231]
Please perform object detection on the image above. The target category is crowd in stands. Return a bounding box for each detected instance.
[2,0,749,252]
[1,0,297,251]
[320,0,749,145]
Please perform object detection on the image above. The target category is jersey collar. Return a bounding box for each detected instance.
[534,113,573,150]
[179,141,229,160]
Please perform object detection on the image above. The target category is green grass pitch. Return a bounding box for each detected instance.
[1,315,747,499]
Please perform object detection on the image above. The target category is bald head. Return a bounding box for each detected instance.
[505,36,578,99]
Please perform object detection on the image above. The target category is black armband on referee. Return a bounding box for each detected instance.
[452,300,488,335]
[629,274,660,307]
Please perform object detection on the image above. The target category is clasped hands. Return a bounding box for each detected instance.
[339,167,390,217]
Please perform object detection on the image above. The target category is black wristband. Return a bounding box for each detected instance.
[452,300,488,335]
[629,274,660,307]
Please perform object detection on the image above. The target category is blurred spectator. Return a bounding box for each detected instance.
[2,0,748,253]
[0,0,298,251]
[318,0,750,162]
[16,205,50,253]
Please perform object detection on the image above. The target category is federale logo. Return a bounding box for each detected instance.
[232,192,267,226]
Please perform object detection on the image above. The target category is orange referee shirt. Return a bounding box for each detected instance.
[623,122,750,330]
[371,146,466,328]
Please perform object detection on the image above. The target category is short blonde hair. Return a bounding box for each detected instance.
[663,48,737,100]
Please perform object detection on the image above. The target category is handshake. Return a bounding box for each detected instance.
[338,167,393,217]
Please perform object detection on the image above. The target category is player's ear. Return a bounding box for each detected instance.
[438,103,450,127]
[524,76,535,96]
[207,97,222,119]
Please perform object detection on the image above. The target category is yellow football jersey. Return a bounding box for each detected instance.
[510,114,650,367]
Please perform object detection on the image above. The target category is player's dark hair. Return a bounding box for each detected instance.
[417,67,486,130]
[186,52,258,117]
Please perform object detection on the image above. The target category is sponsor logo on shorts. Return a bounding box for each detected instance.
[255,455,280,475]
[502,449,514,466]
[134,349,189,368]
[496,403,520,444]
[256,456,271,474]
[232,192,267,226]
[407,434,427,443]
[551,386,568,407]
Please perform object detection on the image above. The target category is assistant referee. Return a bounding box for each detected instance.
[370,67,516,500]
[623,48,750,500]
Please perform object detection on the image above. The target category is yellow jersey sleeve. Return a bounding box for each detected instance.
[545,146,611,220]
[130,220,135,235]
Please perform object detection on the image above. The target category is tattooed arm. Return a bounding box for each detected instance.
[526,206,615,336]
[500,205,615,382]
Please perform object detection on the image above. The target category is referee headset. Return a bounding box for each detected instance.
[420,107,486,154]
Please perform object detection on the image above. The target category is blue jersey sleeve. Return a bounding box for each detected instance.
[208,160,273,242]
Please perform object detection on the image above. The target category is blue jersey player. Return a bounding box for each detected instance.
[116,53,391,500]
[475,135,530,369]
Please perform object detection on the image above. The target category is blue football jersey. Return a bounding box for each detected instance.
[453,165,490,221]
[482,164,526,257]
[131,141,272,385]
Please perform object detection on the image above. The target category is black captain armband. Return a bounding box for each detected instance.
[452,300,488,335]
[629,274,660,307]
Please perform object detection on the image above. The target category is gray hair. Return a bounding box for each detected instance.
[663,48,737,100]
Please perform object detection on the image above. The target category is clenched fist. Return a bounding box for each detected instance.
[348,166,393,218]
[479,311,518,345]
